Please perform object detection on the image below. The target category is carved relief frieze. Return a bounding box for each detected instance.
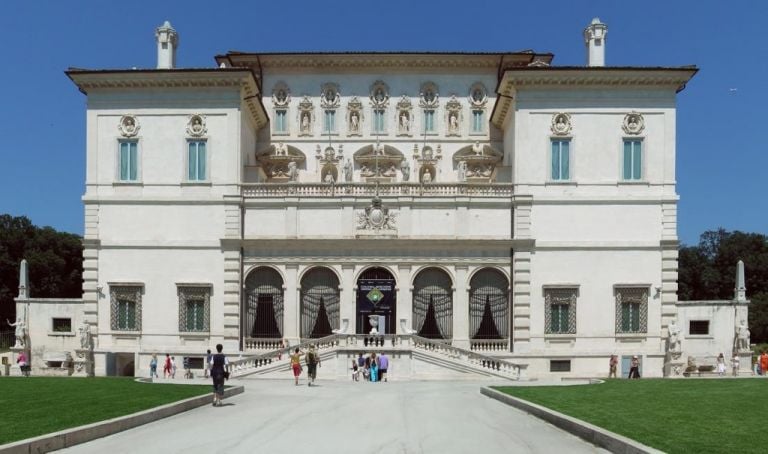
[355,143,404,182]
[551,112,572,136]
[356,196,397,233]
[453,141,502,183]
[257,143,305,182]
[622,111,645,135]
[445,95,462,136]
[118,115,140,137]
[186,114,207,137]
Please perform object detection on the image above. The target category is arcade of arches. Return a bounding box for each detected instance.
[242,264,511,349]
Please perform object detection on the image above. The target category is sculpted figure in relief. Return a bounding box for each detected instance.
[472,141,483,156]
[449,113,459,133]
[79,321,91,349]
[457,161,467,182]
[7,317,26,348]
[287,161,298,182]
[421,168,432,183]
[350,112,360,132]
[301,113,311,133]
[400,160,410,182]
[668,319,681,353]
[400,112,410,133]
[736,319,751,351]
[343,160,353,182]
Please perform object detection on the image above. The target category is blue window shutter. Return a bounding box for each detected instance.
[129,142,138,180]
[551,141,560,180]
[188,142,197,180]
[562,141,570,180]
[623,141,632,180]
[198,142,206,180]
[633,141,642,180]
[120,142,129,180]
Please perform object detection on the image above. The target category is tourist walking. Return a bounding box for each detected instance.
[760,351,768,376]
[204,349,212,378]
[716,353,727,376]
[364,354,372,381]
[731,352,740,377]
[149,354,158,379]
[209,343,229,407]
[628,355,641,379]
[171,356,177,378]
[163,354,172,378]
[351,358,360,381]
[306,344,321,386]
[370,352,379,382]
[609,354,618,378]
[378,352,389,382]
[16,350,29,377]
[290,348,304,386]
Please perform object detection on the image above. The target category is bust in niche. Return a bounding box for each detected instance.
[421,168,432,183]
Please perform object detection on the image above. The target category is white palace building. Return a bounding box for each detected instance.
[8,19,754,380]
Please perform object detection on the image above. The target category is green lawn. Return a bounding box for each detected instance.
[496,379,768,454]
[0,377,211,445]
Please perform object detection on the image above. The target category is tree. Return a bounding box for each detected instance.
[0,214,83,323]
[678,229,768,343]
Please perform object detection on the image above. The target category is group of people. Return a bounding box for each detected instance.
[149,353,179,379]
[608,354,641,379]
[290,345,322,386]
[351,352,389,382]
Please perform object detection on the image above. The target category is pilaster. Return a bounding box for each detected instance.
[397,264,412,334]
[284,264,299,343]
[222,245,241,344]
[452,265,469,349]
[341,264,356,333]
[512,250,532,352]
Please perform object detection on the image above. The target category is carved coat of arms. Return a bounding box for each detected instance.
[357,196,396,230]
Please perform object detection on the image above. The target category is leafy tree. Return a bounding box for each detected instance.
[678,229,768,343]
[0,214,83,323]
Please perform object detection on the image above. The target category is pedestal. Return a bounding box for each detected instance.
[73,348,93,377]
[738,351,753,376]
[664,350,685,378]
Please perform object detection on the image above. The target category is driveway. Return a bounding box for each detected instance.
[60,378,607,454]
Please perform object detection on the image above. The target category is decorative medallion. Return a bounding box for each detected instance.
[469,83,488,108]
[370,81,389,108]
[186,114,207,137]
[320,82,341,109]
[357,196,397,231]
[118,115,140,137]
[622,112,645,135]
[551,113,572,136]
[272,82,291,108]
[419,82,439,109]
[366,287,384,305]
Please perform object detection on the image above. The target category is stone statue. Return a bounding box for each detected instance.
[343,160,352,182]
[350,112,359,132]
[449,113,458,132]
[301,113,310,133]
[457,161,467,182]
[78,321,91,350]
[401,160,410,181]
[324,171,335,183]
[668,319,681,353]
[7,318,26,348]
[287,161,298,182]
[383,164,397,177]
[422,168,432,183]
[400,112,410,133]
[736,319,751,351]
[369,314,380,335]
[274,142,287,156]
[472,141,483,156]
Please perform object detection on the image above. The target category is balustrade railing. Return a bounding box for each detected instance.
[230,334,340,376]
[241,182,513,198]
[410,335,523,379]
[243,338,284,351]
[469,339,509,353]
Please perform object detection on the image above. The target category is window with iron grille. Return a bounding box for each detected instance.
[178,285,211,332]
[110,285,142,331]
[544,287,577,334]
[550,360,571,372]
[615,286,648,333]
[52,318,72,332]
[689,320,710,335]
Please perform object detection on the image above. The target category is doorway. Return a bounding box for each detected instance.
[356,267,396,335]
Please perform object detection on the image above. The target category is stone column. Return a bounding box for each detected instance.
[512,251,532,353]
[452,265,469,349]
[397,264,412,334]
[283,264,299,345]
[341,264,356,334]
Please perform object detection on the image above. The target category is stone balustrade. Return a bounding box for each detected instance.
[241,182,513,198]
[244,338,285,351]
[470,339,509,352]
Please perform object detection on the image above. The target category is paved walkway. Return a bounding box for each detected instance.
[60,379,607,454]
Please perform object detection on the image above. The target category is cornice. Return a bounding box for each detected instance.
[491,67,698,129]
[66,68,269,129]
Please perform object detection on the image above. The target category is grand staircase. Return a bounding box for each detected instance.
[230,334,526,381]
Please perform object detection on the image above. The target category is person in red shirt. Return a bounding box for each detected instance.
[163,353,172,378]
[760,352,768,376]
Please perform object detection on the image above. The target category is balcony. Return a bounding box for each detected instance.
[241,182,513,198]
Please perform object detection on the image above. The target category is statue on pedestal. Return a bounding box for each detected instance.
[7,318,26,348]
[668,319,681,353]
[735,319,751,351]
[78,321,92,350]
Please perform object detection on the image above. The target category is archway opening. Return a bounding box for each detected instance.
[301,267,340,339]
[244,267,284,339]
[469,268,509,340]
[413,268,453,339]
[356,267,397,335]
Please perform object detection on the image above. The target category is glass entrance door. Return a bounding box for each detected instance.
[356,267,396,335]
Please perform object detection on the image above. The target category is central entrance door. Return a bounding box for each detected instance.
[356,267,396,335]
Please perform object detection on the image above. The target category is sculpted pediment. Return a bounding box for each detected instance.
[453,142,502,183]
[257,143,307,182]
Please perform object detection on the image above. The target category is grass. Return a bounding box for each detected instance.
[495,379,768,454]
[0,377,211,445]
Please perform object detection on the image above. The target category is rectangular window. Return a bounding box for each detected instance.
[471,110,484,133]
[119,141,138,181]
[544,287,577,334]
[110,285,142,331]
[373,109,385,133]
[551,140,570,181]
[424,110,435,133]
[52,318,72,332]
[615,287,648,334]
[324,110,336,133]
[274,110,287,133]
[178,285,211,332]
[622,140,642,180]
[187,141,207,181]
[689,320,710,335]
[550,360,571,372]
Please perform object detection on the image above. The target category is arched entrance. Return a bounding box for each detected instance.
[356,267,397,335]
[244,267,284,339]
[412,268,453,339]
[300,267,340,339]
[469,268,509,340]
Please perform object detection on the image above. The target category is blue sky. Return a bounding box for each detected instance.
[0,0,765,245]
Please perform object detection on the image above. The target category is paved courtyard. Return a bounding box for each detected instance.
[60,379,607,454]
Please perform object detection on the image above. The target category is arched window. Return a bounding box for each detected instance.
[244,267,284,338]
[413,268,453,339]
[469,268,509,339]
[300,267,340,338]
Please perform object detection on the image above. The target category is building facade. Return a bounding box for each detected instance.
[45,19,731,379]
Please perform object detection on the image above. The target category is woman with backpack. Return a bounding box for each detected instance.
[209,344,229,406]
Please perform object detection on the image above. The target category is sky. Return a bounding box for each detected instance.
[0,0,766,246]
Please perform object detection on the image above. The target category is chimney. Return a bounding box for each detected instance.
[583,17,607,67]
[155,20,179,69]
